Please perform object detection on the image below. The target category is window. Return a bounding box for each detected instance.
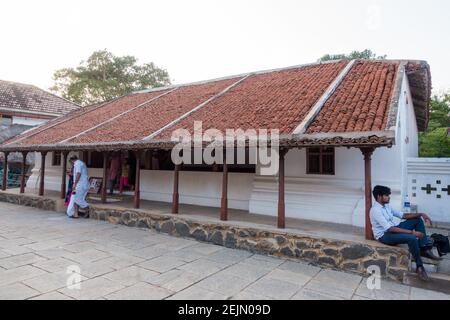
[52,152,61,166]
[306,147,335,175]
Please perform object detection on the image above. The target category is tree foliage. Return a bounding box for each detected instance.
[419,94,450,157]
[318,49,387,62]
[50,50,171,106]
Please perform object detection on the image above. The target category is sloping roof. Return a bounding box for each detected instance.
[0,59,431,152]
[0,80,80,117]
[0,124,34,144]
[306,60,398,133]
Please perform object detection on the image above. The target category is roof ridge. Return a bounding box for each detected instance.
[293,60,357,134]
[143,75,251,140]
[133,59,347,95]
[385,61,408,131]
[0,79,80,108]
[3,95,124,146]
[132,59,414,97]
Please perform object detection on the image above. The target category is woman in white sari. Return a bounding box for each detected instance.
[67,155,90,218]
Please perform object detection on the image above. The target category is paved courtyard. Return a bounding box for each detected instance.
[0,202,449,300]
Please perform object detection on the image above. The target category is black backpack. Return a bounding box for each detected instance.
[430,234,450,257]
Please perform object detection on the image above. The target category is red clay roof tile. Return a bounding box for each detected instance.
[306,60,399,133]
[156,61,349,138]
[20,91,167,145]
[70,77,241,143]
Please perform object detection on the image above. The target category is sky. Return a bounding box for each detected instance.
[0,0,449,94]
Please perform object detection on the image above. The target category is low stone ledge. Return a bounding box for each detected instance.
[0,191,58,212]
[89,205,411,282]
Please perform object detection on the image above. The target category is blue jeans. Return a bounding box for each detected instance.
[379,218,429,268]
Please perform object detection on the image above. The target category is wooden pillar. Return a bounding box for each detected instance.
[278,149,288,229]
[60,151,69,199]
[39,151,47,196]
[134,151,141,209]
[360,147,375,240]
[147,150,153,170]
[2,152,9,191]
[172,164,180,214]
[220,154,228,221]
[101,151,109,204]
[20,152,28,194]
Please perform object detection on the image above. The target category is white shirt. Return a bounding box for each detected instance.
[370,201,405,240]
[73,160,89,188]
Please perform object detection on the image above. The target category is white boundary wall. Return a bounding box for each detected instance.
[407,158,450,224]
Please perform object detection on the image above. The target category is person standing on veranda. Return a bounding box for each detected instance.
[67,155,90,218]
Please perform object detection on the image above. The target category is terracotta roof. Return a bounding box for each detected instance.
[71,77,242,143]
[405,61,432,131]
[0,80,79,116]
[306,60,399,133]
[22,91,167,145]
[0,59,432,152]
[156,61,348,138]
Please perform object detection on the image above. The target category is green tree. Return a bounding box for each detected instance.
[419,93,450,157]
[426,93,450,131]
[318,49,387,62]
[50,50,171,106]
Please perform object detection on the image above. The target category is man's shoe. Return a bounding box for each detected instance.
[416,266,429,282]
[421,249,443,261]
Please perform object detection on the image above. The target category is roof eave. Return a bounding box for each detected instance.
[0,130,395,153]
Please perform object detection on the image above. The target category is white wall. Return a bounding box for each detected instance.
[27,151,80,191]
[12,116,48,126]
[28,151,255,211]
[140,170,254,210]
[407,158,450,223]
[249,146,403,227]
[397,70,420,199]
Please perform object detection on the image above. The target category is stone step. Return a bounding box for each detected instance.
[437,258,450,274]
[411,261,438,273]
[403,272,450,295]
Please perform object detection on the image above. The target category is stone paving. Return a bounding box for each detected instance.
[0,202,449,300]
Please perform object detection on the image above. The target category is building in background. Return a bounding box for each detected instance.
[0,80,80,188]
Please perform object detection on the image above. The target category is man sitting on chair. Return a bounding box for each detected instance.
[370,185,442,282]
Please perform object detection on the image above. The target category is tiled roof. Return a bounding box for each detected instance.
[72,77,242,143]
[0,80,79,116]
[0,59,431,151]
[306,60,398,133]
[156,61,348,138]
[23,91,166,145]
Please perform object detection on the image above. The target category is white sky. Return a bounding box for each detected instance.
[1,0,449,93]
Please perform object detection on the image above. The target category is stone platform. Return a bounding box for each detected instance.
[0,189,410,282]
[0,188,64,212]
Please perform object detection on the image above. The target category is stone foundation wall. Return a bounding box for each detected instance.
[0,192,56,211]
[89,206,411,282]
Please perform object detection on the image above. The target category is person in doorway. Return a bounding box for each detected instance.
[370,185,442,282]
[119,158,131,194]
[66,155,90,218]
[108,153,120,195]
